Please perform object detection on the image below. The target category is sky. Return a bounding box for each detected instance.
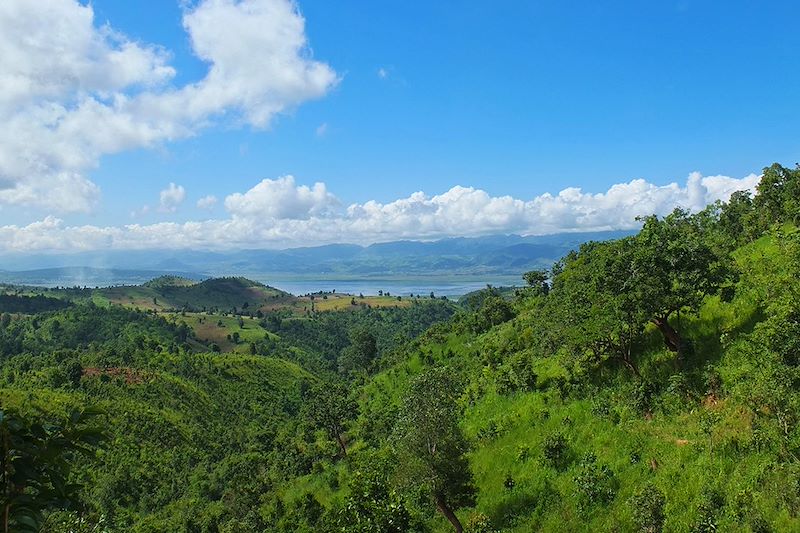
[0,0,797,252]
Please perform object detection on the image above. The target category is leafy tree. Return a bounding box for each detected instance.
[302,380,357,458]
[633,209,725,361]
[339,328,378,374]
[327,452,412,532]
[0,407,104,532]
[753,163,800,227]
[546,237,647,378]
[547,209,725,376]
[573,452,616,512]
[630,483,666,532]
[394,367,476,532]
[470,295,515,334]
[522,269,550,295]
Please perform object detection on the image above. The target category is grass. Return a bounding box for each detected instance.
[171,313,275,353]
[309,294,413,312]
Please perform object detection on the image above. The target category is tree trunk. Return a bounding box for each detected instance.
[434,493,463,533]
[619,356,642,380]
[651,316,682,353]
[334,431,347,458]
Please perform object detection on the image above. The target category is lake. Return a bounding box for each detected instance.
[256,277,520,298]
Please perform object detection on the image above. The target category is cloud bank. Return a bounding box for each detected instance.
[0,0,337,212]
[0,171,760,252]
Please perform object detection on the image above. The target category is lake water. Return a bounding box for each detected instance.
[258,277,520,298]
[0,269,520,299]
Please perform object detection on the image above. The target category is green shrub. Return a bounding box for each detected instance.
[542,432,569,469]
[573,453,616,511]
[466,512,497,533]
[629,483,666,532]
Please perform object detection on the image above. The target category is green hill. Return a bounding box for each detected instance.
[148,276,292,311]
[2,164,800,532]
[142,275,199,289]
[37,275,298,312]
[0,303,312,530]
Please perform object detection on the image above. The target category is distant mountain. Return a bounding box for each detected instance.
[0,230,633,283]
[0,267,206,288]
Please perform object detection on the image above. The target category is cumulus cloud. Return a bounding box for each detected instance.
[0,171,761,252]
[0,0,337,212]
[197,195,218,210]
[159,183,186,212]
[224,175,338,219]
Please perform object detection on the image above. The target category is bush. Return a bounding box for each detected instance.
[542,432,569,469]
[631,380,657,415]
[629,483,666,532]
[516,445,531,462]
[691,487,724,533]
[466,512,497,533]
[573,453,616,511]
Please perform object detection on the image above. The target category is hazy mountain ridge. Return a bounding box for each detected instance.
[0,231,633,284]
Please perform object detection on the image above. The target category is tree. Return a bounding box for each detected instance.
[522,269,550,295]
[633,209,725,361]
[302,380,357,458]
[753,163,800,228]
[546,238,647,378]
[393,367,476,532]
[339,328,378,374]
[327,452,412,532]
[470,295,515,334]
[0,407,105,532]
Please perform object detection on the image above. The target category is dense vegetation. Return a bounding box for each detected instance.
[1,163,799,531]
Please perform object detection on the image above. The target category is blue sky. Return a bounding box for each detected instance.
[0,0,795,250]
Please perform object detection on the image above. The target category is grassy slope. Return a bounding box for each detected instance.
[277,229,799,532]
[0,276,295,312]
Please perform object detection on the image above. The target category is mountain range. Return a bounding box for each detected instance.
[0,230,632,286]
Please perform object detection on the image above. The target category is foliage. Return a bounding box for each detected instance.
[394,367,476,531]
[629,483,666,533]
[326,452,414,532]
[2,163,800,531]
[302,379,358,457]
[0,407,104,532]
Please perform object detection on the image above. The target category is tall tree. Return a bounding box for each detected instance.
[393,368,475,533]
[339,328,378,374]
[302,380,357,458]
[633,209,725,361]
[546,238,647,378]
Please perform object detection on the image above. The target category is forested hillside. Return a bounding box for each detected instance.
[1,163,799,532]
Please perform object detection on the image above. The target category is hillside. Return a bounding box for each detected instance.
[1,163,799,532]
[3,276,295,313]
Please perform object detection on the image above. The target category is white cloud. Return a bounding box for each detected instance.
[159,183,186,212]
[197,195,218,210]
[224,175,338,219]
[0,0,337,213]
[315,122,329,137]
[377,67,388,79]
[0,171,761,252]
